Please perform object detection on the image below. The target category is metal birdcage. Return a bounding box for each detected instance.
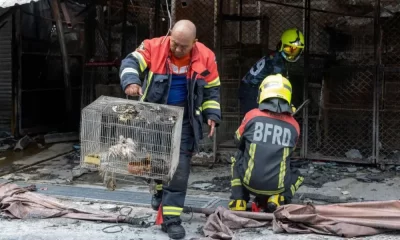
[80,96,184,183]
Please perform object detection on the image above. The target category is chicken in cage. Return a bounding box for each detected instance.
[80,96,184,187]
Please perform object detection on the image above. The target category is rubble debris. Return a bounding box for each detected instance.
[100,204,119,212]
[37,143,45,149]
[356,176,372,183]
[193,152,213,159]
[368,168,381,174]
[72,167,89,179]
[44,132,79,144]
[347,167,357,173]
[341,191,350,195]
[190,176,231,192]
[0,131,13,141]
[367,175,385,183]
[191,183,215,190]
[356,175,385,183]
[0,144,10,151]
[14,135,32,151]
[299,192,359,204]
[345,149,363,159]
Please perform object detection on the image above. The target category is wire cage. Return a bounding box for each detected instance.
[80,96,184,182]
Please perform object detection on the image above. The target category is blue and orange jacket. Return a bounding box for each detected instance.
[119,36,221,145]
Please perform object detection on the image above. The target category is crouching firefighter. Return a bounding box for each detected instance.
[229,74,304,213]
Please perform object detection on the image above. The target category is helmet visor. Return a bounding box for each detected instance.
[282,44,303,61]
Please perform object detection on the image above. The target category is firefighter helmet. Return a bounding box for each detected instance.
[258,74,292,105]
[278,28,305,63]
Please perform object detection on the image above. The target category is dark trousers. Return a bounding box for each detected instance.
[154,102,194,224]
[230,155,304,204]
[239,82,259,116]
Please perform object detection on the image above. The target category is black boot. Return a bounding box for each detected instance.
[151,191,162,211]
[161,220,186,239]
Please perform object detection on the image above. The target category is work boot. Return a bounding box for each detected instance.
[161,220,186,239]
[228,199,247,211]
[151,191,162,211]
[267,194,284,213]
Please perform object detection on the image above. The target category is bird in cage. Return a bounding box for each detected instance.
[108,135,138,161]
[112,103,139,123]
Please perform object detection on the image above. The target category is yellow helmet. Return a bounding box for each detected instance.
[278,28,305,63]
[258,74,292,105]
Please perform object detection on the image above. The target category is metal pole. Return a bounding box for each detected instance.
[373,0,381,165]
[238,0,243,127]
[50,0,73,128]
[14,9,22,137]
[154,0,161,37]
[121,0,128,57]
[170,0,176,26]
[301,0,310,159]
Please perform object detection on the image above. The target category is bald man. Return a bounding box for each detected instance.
[119,20,221,239]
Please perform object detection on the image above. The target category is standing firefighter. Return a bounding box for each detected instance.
[240,28,305,115]
[230,74,304,213]
[119,20,221,239]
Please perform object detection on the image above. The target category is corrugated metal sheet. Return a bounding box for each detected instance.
[0,0,41,9]
[0,8,12,131]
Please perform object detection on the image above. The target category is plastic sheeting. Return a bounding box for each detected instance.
[202,202,400,239]
[0,0,41,9]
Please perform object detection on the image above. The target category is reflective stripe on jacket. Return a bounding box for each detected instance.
[234,108,300,195]
[119,36,221,146]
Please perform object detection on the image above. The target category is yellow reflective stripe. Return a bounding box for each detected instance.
[201,100,220,111]
[243,143,256,185]
[140,71,154,101]
[204,77,220,88]
[230,157,236,177]
[243,183,284,195]
[155,184,163,191]
[132,51,147,72]
[231,179,242,187]
[163,206,183,216]
[235,129,241,141]
[295,176,304,190]
[163,212,181,216]
[278,147,289,189]
[163,206,182,211]
[290,185,296,196]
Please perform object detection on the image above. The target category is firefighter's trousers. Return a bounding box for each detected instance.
[155,116,194,223]
[230,156,304,204]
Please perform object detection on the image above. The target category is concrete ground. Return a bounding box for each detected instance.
[1,200,400,240]
[2,144,400,239]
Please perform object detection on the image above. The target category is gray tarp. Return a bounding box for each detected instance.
[0,183,126,223]
[203,201,400,239]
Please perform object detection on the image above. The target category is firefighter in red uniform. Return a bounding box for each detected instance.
[229,74,304,213]
[119,20,221,239]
